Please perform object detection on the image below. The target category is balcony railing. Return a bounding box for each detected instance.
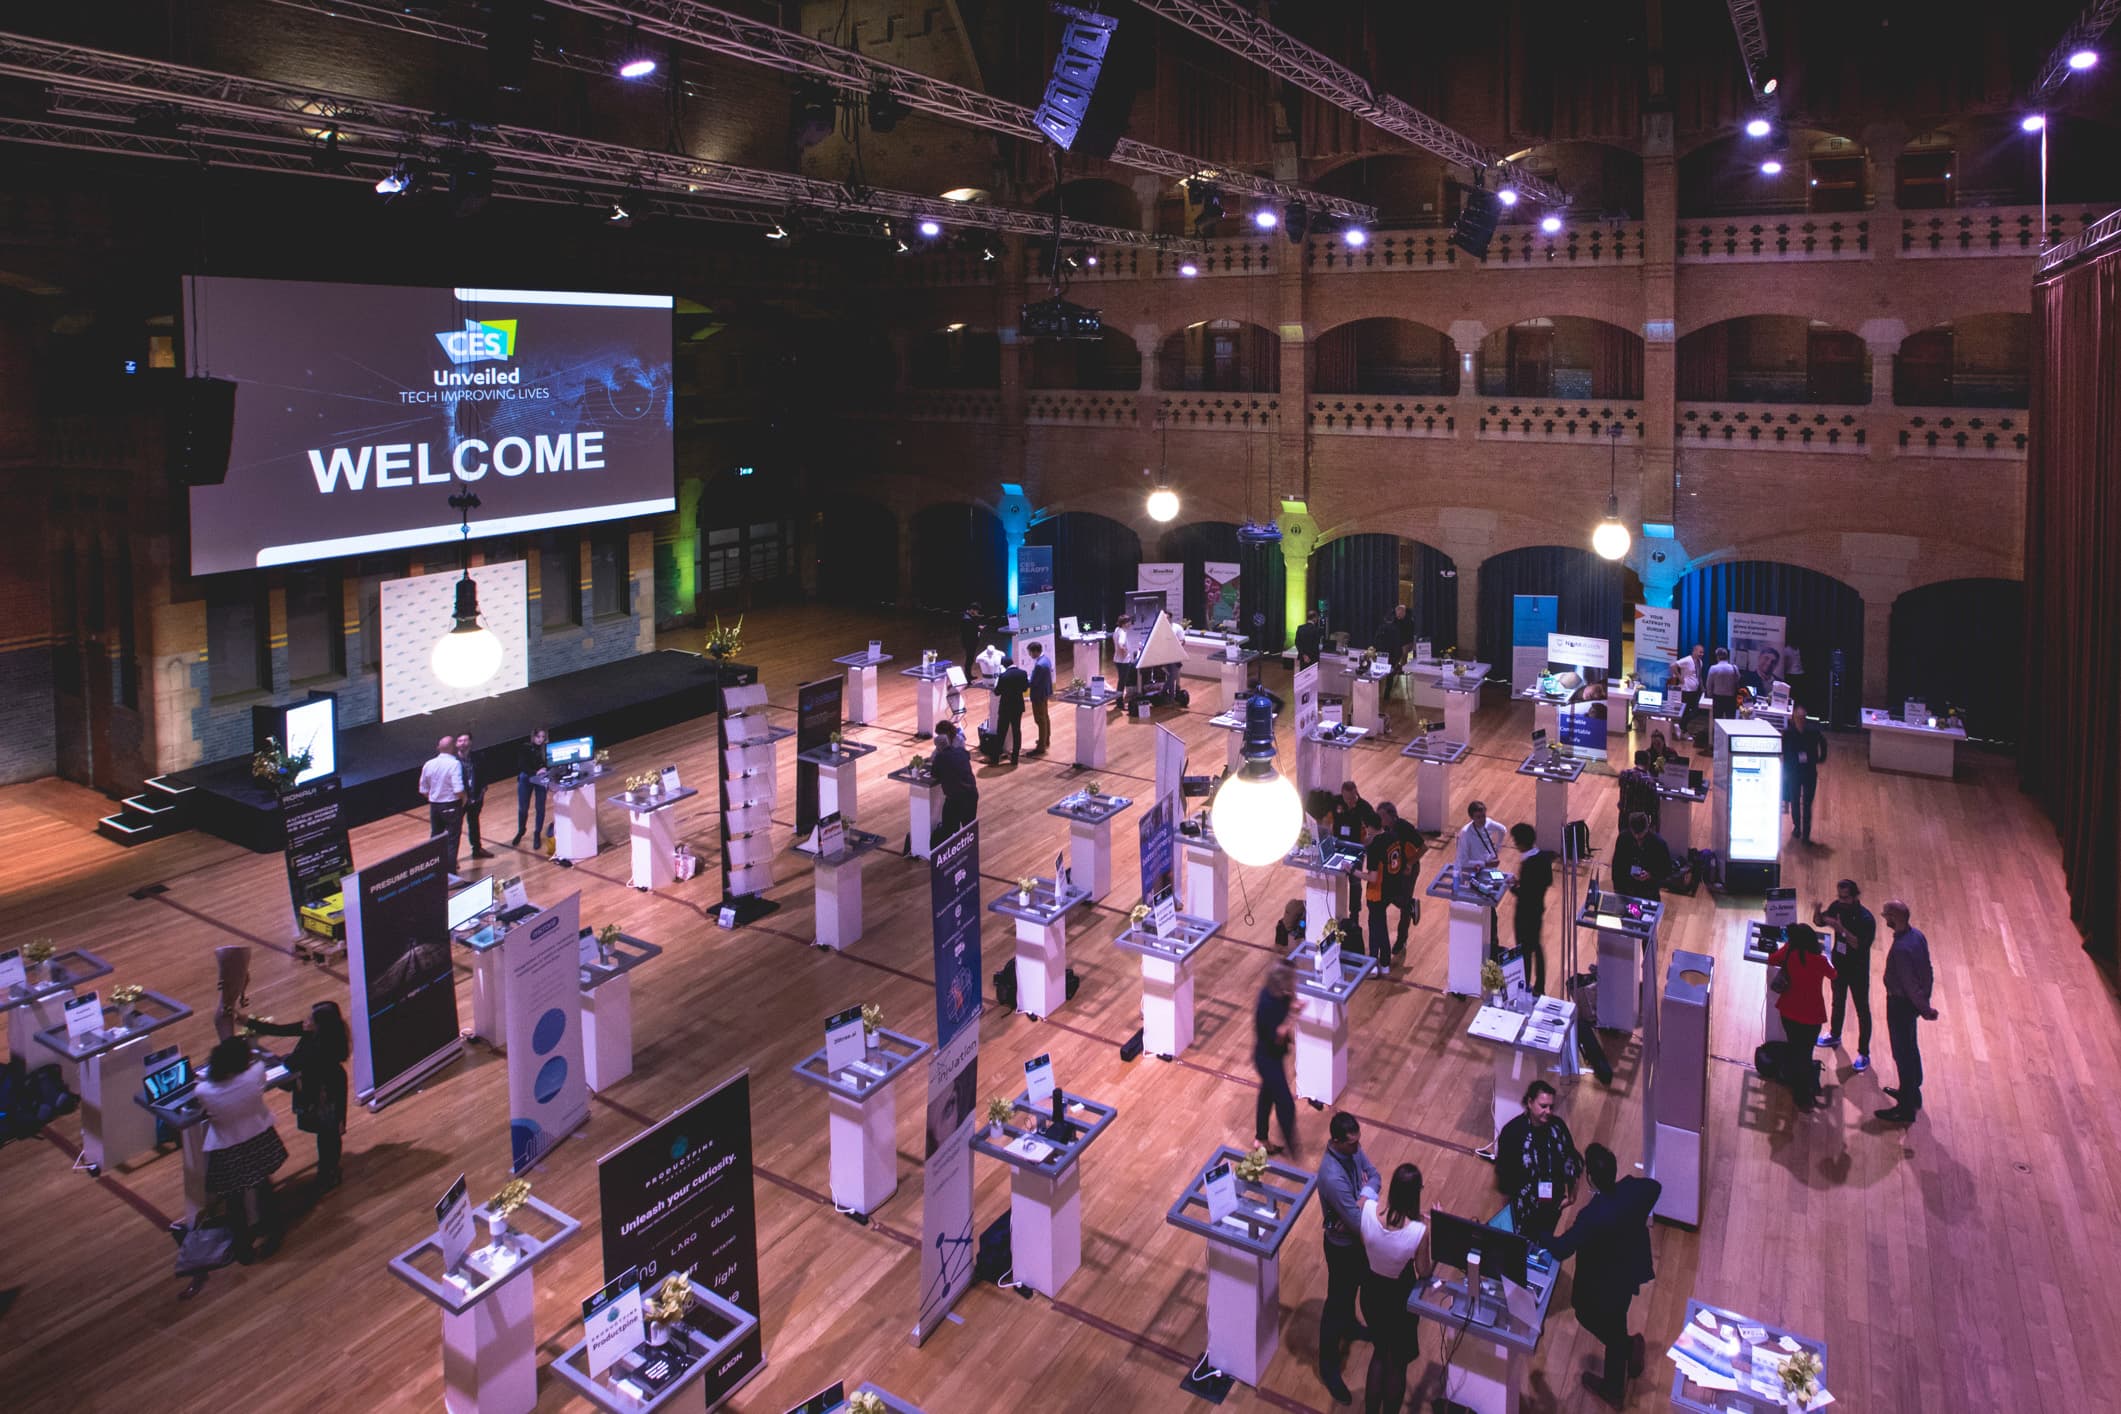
[1675,218,1869,263]
[1899,205,2104,259]
[1026,391,1142,427]
[1675,402,1868,452]
[877,390,1002,421]
[1158,393,1279,430]
[1307,222,1645,272]
[1478,402,1644,444]
[1890,411,2029,459]
[1308,398,1457,437]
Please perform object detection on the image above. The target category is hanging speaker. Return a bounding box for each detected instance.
[1449,187,1503,260]
[1034,5,1142,160]
[168,376,236,487]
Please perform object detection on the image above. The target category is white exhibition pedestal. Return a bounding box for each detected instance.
[1596,920,1656,1032]
[903,777,941,860]
[1664,794,1697,855]
[8,993,72,1082]
[1139,954,1196,1056]
[1206,1242,1280,1386]
[1350,676,1383,735]
[1224,727,1245,772]
[814,851,868,950]
[1433,1334,1525,1414]
[469,945,507,1049]
[1219,659,1249,711]
[1531,698,1561,742]
[628,803,680,890]
[1181,837,1230,924]
[912,676,948,738]
[1069,818,1115,903]
[843,663,880,724]
[1863,715,1963,777]
[1295,734,1325,800]
[1416,758,1453,834]
[1013,915,1068,1019]
[1293,992,1350,1105]
[550,783,598,861]
[1300,868,1344,945]
[818,755,860,822]
[1447,895,1496,996]
[1443,683,1479,743]
[828,1085,898,1215]
[1534,774,1571,853]
[1009,1163,1083,1297]
[1074,702,1108,768]
[442,1275,536,1414]
[1071,638,1101,683]
[78,1037,154,1171]
[580,972,634,1091]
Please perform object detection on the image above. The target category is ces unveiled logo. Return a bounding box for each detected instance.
[435,318,518,365]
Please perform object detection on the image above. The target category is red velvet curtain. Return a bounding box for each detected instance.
[1592,324,1644,399]
[1314,326,1358,393]
[2024,242,2121,962]
[1243,325,1280,392]
[1676,324,1730,401]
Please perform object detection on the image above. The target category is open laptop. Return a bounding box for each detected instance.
[1636,687,1665,709]
[142,1049,195,1107]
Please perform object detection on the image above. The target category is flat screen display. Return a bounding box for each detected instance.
[547,736,594,767]
[143,1054,193,1102]
[182,278,674,573]
[285,696,336,785]
[1726,747,1784,862]
[446,875,497,932]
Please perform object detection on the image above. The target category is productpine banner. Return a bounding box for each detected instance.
[1512,595,1559,686]
[1015,589,1057,671]
[1137,562,1184,620]
[1203,561,1241,631]
[280,774,352,920]
[345,836,458,1102]
[1633,605,1681,692]
[914,821,982,1345]
[597,1071,763,1405]
[793,675,844,838]
[504,891,588,1172]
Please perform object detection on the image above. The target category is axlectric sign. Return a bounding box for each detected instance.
[182,277,674,573]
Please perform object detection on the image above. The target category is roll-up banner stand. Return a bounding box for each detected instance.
[1016,546,1057,667]
[280,774,352,925]
[1203,560,1241,632]
[793,676,843,839]
[1547,632,1613,761]
[914,819,982,1345]
[1136,562,1184,620]
[1512,594,1558,687]
[504,891,588,1172]
[1633,605,1680,693]
[345,835,462,1107]
[1727,612,1791,689]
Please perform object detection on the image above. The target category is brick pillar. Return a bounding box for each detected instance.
[1448,321,1485,429]
[1839,532,1918,705]
[997,245,1028,493]
[1437,509,1497,660]
[1275,262,1308,519]
[1865,122,1906,265]
[1640,110,1679,524]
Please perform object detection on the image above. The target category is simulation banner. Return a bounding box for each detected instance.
[504,891,587,1173]
[1015,590,1057,671]
[1547,632,1613,761]
[1138,794,1177,904]
[915,821,982,1345]
[181,277,675,573]
[345,836,458,1102]
[1633,605,1681,692]
[793,675,844,839]
[597,1071,763,1405]
[279,774,352,920]
[1512,595,1558,687]
[1727,612,1791,688]
[1203,560,1241,631]
[1137,562,1184,620]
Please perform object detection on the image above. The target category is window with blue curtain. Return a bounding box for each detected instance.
[910,503,1004,612]
[1477,546,1623,678]
[1675,561,1866,725]
[1889,578,2022,744]
[1027,511,1143,627]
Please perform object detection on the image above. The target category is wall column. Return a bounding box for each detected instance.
[1278,502,1318,645]
[1274,259,1308,519]
[1437,509,1497,659]
[1840,531,1919,704]
[1640,110,1679,525]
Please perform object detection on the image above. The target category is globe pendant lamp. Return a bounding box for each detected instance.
[1210,688,1303,866]
[432,491,503,690]
[1591,426,1632,562]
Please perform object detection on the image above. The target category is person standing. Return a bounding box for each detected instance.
[1814,879,1878,1070]
[196,1035,288,1263]
[1617,751,1662,835]
[1253,963,1300,1159]
[1025,641,1054,755]
[1494,1080,1582,1241]
[1509,822,1554,995]
[1704,647,1740,720]
[418,735,465,873]
[245,1000,351,1192]
[1359,1163,1427,1414]
[1453,799,1506,878]
[1876,900,1938,1124]
[928,721,978,847]
[1768,924,1836,1110]
[1373,604,1408,704]
[1543,1143,1661,1407]
[455,733,491,861]
[1316,1112,1382,1406]
[1363,802,1423,962]
[1609,812,1675,900]
[1111,614,1137,706]
[958,601,984,668]
[1295,609,1323,668]
[993,657,1030,766]
[1676,644,1706,725]
[1781,703,1828,843]
[513,727,551,850]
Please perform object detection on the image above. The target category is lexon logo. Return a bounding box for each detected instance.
[435,318,518,364]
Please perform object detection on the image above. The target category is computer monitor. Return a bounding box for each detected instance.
[1636,687,1664,708]
[546,735,594,767]
[142,1052,194,1104]
[447,875,497,932]
[1427,1208,1529,1287]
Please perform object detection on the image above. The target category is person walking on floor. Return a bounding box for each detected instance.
[1542,1142,1662,1408]
[418,735,465,873]
[1026,640,1054,756]
[455,733,491,860]
[1316,1111,1382,1407]
[1362,802,1423,963]
[1876,899,1938,1124]
[993,656,1030,765]
[1769,924,1836,1111]
[1359,1162,1427,1414]
[1781,703,1828,843]
[196,1035,289,1263]
[513,727,551,850]
[1495,1079,1582,1241]
[1253,963,1300,1160]
[1814,878,1879,1071]
[1509,822,1554,995]
[928,721,978,848]
[245,1000,351,1192]
[1705,647,1741,720]
[1676,644,1706,726]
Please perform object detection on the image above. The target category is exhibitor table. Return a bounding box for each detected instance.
[1408,659,1491,741]
[832,648,893,726]
[790,1026,930,1217]
[1400,734,1470,835]
[1514,682,1576,742]
[1177,817,1230,924]
[969,1089,1119,1297]
[988,876,1092,1020]
[1207,704,1273,772]
[612,784,700,892]
[1576,894,1663,1036]
[1113,914,1218,1057]
[886,762,942,860]
[577,930,663,1091]
[798,739,877,825]
[453,921,512,1051]
[1407,1231,1561,1414]
[1285,839,1363,946]
[549,763,608,862]
[795,827,888,951]
[4,946,112,1080]
[1669,1298,1829,1414]
[1428,865,1512,997]
[1657,775,1710,855]
[1052,681,1117,768]
[1467,1000,1580,1154]
[36,987,192,1174]
[899,659,954,739]
[1299,721,1369,800]
[1285,935,1378,1106]
[550,1284,758,1414]
[139,1047,293,1222]
[1211,646,1263,711]
[1515,751,1585,854]
[1165,1146,1319,1389]
[1859,708,1966,778]
[1063,628,1106,683]
[1046,789,1133,903]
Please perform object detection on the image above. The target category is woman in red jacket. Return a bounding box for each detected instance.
[1770,923,1837,1110]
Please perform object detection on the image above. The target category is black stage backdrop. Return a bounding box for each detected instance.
[1675,560,1866,726]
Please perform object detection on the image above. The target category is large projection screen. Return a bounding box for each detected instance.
[182,278,674,574]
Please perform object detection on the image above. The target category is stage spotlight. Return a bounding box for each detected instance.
[868,86,910,133]
[617,25,657,79]
[1497,187,1519,207]
[1760,159,1783,175]
[978,231,1006,262]
[918,218,942,238]
[606,197,634,228]
[2021,113,2046,132]
[1762,78,1778,94]
[1745,117,1772,138]
[1191,183,1224,234]
[1283,202,1308,243]
[2069,49,2097,71]
[1179,261,1199,277]
[1253,208,1278,230]
[1343,225,1367,248]
[1085,253,1099,267]
[1540,214,1563,234]
[765,222,789,240]
[895,238,911,254]
[794,81,837,147]
[374,162,414,196]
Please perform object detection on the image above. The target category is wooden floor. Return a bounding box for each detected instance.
[3,604,2116,1414]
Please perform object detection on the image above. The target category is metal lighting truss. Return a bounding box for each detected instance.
[0,30,1196,250]
[2033,0,2121,95]
[262,0,1373,223]
[1127,0,1564,207]
[1724,0,1772,101]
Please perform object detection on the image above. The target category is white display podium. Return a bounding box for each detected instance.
[1408,658,1491,711]
[1515,751,1585,853]
[1400,736,1469,835]
[800,740,876,825]
[1442,678,1485,744]
[1466,1000,1580,1150]
[1429,866,1511,997]
[141,1050,294,1222]
[1515,684,1573,744]
[1217,650,1261,711]
[988,877,1090,1020]
[387,1195,580,1414]
[549,768,604,862]
[1285,840,1363,946]
[887,764,942,860]
[1286,940,1378,1106]
[37,989,191,1174]
[454,929,509,1050]
[797,828,886,950]
[1165,1147,1319,1390]
[1298,722,1369,801]
[971,1091,1118,1299]
[1860,708,1965,777]
[833,649,892,725]
[1649,949,1713,1228]
[1054,683,1115,768]
[1409,1253,1559,1414]
[1657,777,1709,855]
[1066,632,1106,684]
[1179,827,1231,924]
[578,931,661,1092]
[1114,915,1217,1057]
[4,947,110,1089]
[615,785,697,891]
[1207,705,1270,771]
[1047,790,1133,904]
[1577,894,1663,1035]
[791,1027,929,1218]
[549,1286,759,1414]
[900,661,954,739]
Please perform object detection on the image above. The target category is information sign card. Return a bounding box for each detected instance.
[825,1006,865,1073]
[63,991,102,1041]
[435,1174,472,1273]
[1024,1053,1056,1106]
[582,1267,646,1378]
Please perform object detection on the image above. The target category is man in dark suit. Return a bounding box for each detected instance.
[1610,811,1675,900]
[1543,1142,1662,1407]
[455,733,492,860]
[929,721,978,848]
[1294,610,1323,668]
[994,658,1031,765]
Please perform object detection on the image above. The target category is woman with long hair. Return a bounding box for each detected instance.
[1769,923,1837,1111]
[1359,1163,1428,1413]
[246,1000,352,1190]
[196,1035,288,1261]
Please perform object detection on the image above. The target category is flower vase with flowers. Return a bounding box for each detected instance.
[861,1002,884,1050]
[485,1178,532,1246]
[984,1096,1013,1141]
[642,1272,693,1349]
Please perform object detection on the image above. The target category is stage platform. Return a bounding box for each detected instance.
[170,651,756,852]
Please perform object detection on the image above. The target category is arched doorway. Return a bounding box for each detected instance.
[1157,321,1281,392]
[1314,318,1459,395]
[909,502,1005,612]
[1675,561,1866,725]
[815,497,898,606]
[699,465,802,613]
[1027,511,1143,627]
[1476,546,1624,679]
[1313,534,1458,651]
[1156,521,1287,648]
[1890,578,2023,743]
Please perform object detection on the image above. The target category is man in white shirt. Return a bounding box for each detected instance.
[418,736,465,872]
[1676,644,1705,724]
[1704,647,1741,720]
[1454,799,1507,877]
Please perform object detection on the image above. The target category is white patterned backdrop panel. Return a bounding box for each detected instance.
[380,561,530,721]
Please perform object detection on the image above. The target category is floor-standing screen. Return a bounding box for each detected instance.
[1726,745,1784,863]
[181,278,674,573]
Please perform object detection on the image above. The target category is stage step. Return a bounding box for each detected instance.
[97,777,194,846]
[124,793,179,817]
[143,774,197,799]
